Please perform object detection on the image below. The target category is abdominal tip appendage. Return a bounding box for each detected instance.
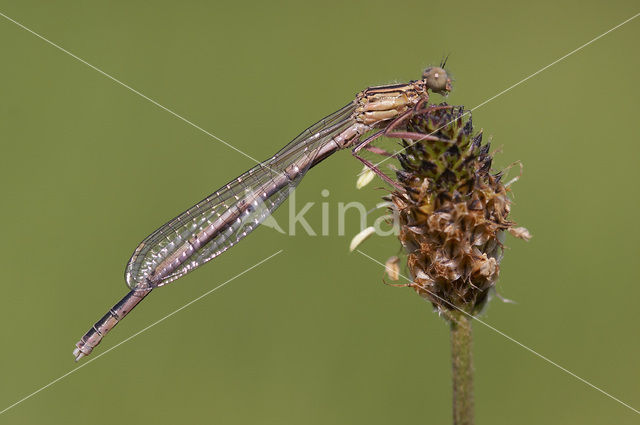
[73,347,86,362]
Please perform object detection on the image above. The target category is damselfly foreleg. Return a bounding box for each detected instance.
[351,103,458,189]
[361,145,394,156]
[350,99,434,190]
[383,104,457,142]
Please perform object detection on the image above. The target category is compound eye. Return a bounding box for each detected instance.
[423,67,451,94]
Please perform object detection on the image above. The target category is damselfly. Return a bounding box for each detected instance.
[73,66,453,361]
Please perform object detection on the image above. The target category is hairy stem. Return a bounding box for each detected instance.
[450,311,474,425]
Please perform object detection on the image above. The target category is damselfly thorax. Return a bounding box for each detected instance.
[355,80,429,125]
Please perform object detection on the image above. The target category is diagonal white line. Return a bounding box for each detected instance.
[356,249,640,415]
[470,11,640,112]
[360,11,640,176]
[2,6,638,416]
[0,11,264,167]
[0,250,283,416]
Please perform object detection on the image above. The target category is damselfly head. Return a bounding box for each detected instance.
[422,66,452,95]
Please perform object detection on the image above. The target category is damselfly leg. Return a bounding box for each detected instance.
[382,104,458,142]
[350,98,442,190]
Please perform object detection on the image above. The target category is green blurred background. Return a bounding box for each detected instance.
[1,1,638,424]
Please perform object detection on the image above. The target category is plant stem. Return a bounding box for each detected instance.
[450,310,474,425]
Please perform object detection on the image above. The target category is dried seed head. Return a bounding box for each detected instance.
[388,103,529,314]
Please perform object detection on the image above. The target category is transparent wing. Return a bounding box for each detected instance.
[125,101,357,289]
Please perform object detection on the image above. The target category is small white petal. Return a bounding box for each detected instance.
[495,292,518,304]
[356,166,376,189]
[349,226,376,252]
[509,226,532,241]
[384,256,400,281]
